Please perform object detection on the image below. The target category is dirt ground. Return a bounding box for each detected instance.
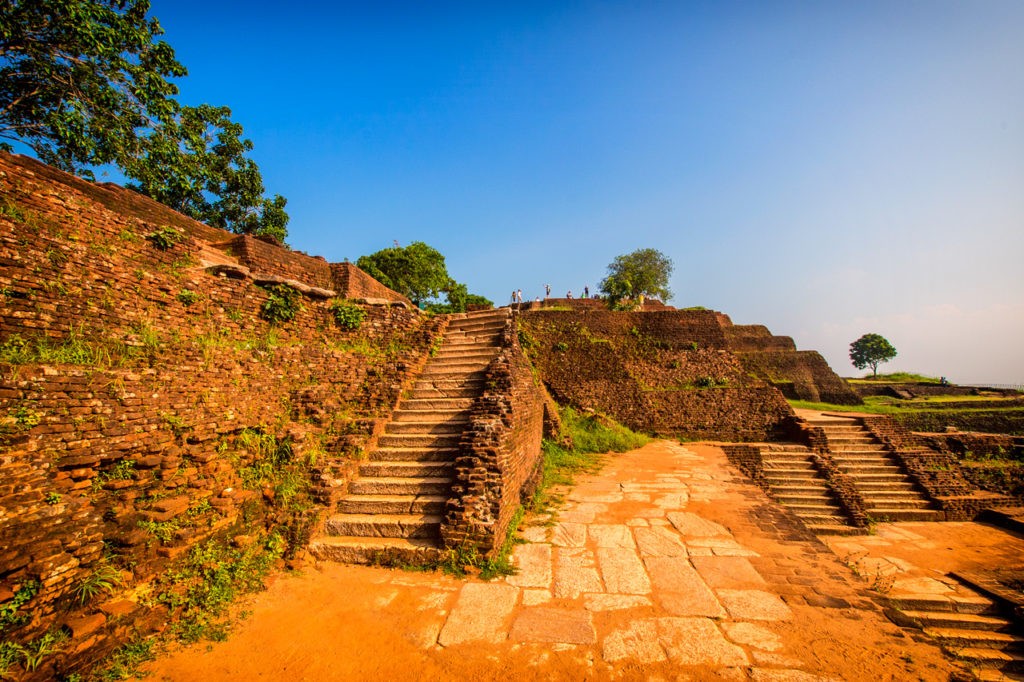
[132,441,1000,681]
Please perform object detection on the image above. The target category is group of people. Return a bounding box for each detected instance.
[510,284,592,304]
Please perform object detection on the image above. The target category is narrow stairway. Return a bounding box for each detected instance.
[885,582,1024,680]
[309,308,509,564]
[807,416,941,522]
[760,444,860,535]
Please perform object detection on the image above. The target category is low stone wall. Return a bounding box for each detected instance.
[442,314,545,555]
[227,234,334,291]
[889,410,1024,436]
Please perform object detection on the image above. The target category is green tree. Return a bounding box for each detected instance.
[0,0,185,175]
[599,248,673,308]
[849,333,897,378]
[357,242,452,307]
[125,105,288,241]
[0,0,289,240]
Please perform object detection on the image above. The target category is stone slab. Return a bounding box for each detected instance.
[589,524,635,548]
[602,619,666,663]
[506,543,552,589]
[509,607,596,645]
[597,547,651,595]
[584,594,652,612]
[657,617,749,666]
[691,555,767,588]
[717,589,793,621]
[553,547,603,599]
[646,557,725,617]
[551,522,587,548]
[438,582,518,646]
[634,526,688,558]
[721,621,783,651]
[667,511,730,537]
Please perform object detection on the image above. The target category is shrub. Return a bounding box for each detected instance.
[328,299,366,331]
[259,284,300,324]
[176,289,199,306]
[145,227,183,250]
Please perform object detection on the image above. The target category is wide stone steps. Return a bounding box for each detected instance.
[385,420,468,435]
[372,447,460,462]
[760,446,855,535]
[310,308,509,566]
[359,460,454,478]
[865,508,943,522]
[338,494,447,515]
[324,513,442,538]
[348,476,453,496]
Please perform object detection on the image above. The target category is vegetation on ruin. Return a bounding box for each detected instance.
[599,247,673,309]
[0,0,289,240]
[849,333,897,378]
[534,406,649,510]
[258,284,301,325]
[356,241,492,311]
[329,299,366,331]
[846,372,943,384]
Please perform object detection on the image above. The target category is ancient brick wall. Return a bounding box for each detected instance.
[442,314,545,555]
[518,310,792,441]
[738,350,861,404]
[0,151,442,678]
[227,235,334,290]
[329,262,412,305]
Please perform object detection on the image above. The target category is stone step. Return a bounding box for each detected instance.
[338,494,447,515]
[763,473,822,483]
[447,317,507,330]
[409,385,482,399]
[377,433,462,448]
[308,536,443,565]
[348,476,452,496]
[420,364,489,377]
[359,460,454,478]
[433,348,500,361]
[770,484,833,494]
[784,502,845,514]
[391,409,469,423]
[442,332,503,345]
[901,611,1014,631]
[846,473,907,481]
[854,481,918,492]
[806,523,864,536]
[385,420,468,435]
[398,398,475,411]
[775,493,838,505]
[791,512,851,524]
[858,497,932,509]
[926,628,1021,649]
[837,464,905,474]
[886,594,996,615]
[371,447,460,462]
[829,444,887,453]
[942,647,1024,671]
[323,513,442,538]
[866,508,942,522]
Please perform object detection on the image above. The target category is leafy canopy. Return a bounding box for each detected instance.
[356,242,491,312]
[0,0,288,240]
[849,333,897,378]
[599,248,673,308]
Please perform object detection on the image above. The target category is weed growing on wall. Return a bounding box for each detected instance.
[328,299,366,331]
[145,227,183,251]
[259,284,300,324]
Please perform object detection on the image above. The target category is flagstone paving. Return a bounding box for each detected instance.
[140,440,968,681]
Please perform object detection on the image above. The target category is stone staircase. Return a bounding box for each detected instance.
[807,417,941,522]
[309,308,509,564]
[760,444,860,535]
[885,583,1024,680]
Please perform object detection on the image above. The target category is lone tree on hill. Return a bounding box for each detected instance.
[356,241,491,312]
[849,333,897,378]
[599,248,673,309]
[0,0,288,241]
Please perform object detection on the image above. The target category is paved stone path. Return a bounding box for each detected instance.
[433,441,954,680]
[141,441,961,681]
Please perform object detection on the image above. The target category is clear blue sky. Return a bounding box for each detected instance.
[132,2,1024,383]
